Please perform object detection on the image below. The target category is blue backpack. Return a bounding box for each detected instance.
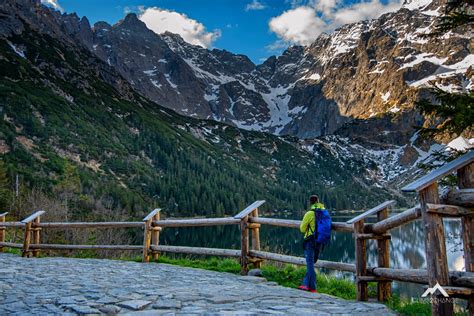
[313,209,332,244]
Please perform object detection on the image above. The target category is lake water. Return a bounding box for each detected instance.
[159,212,465,299]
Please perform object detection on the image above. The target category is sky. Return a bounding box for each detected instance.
[41,0,404,64]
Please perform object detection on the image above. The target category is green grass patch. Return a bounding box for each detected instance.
[386,296,431,316]
[152,256,241,274]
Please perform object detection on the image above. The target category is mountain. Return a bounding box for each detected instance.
[0,0,400,217]
[57,0,472,140]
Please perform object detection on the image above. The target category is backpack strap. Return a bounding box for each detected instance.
[305,210,315,236]
[305,210,318,236]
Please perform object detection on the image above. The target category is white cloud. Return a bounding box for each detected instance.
[138,7,221,48]
[313,0,339,15]
[269,6,327,45]
[269,0,402,45]
[41,0,62,12]
[245,0,267,11]
[333,0,402,25]
[266,39,292,52]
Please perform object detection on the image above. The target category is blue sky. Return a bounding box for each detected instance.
[44,0,403,64]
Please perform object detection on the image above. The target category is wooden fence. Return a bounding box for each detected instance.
[1,151,473,315]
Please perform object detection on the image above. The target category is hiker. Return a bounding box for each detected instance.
[298,195,332,293]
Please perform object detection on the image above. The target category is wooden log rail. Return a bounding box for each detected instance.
[150,245,241,258]
[249,250,474,287]
[0,210,163,260]
[153,217,240,227]
[365,206,421,234]
[35,222,145,228]
[248,217,353,232]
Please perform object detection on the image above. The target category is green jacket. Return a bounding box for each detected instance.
[300,202,325,238]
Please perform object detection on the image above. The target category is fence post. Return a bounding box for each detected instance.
[419,183,453,316]
[234,201,265,274]
[250,208,262,269]
[458,163,474,312]
[377,208,391,302]
[151,212,161,261]
[0,212,6,252]
[143,209,161,263]
[354,220,368,301]
[240,215,249,275]
[21,211,45,258]
[32,215,42,257]
[142,219,152,263]
[22,222,32,257]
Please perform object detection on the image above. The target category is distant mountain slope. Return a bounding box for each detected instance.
[0,0,398,216]
[45,0,472,139]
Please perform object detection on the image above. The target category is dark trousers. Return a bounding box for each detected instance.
[302,239,322,290]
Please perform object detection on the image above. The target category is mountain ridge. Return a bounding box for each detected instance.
[0,0,406,216]
[0,0,471,217]
[59,0,471,140]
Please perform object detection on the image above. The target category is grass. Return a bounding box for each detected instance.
[386,295,432,316]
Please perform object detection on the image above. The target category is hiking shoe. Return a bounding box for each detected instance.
[309,289,318,293]
[298,285,309,291]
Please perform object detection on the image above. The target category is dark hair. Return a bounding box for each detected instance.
[309,195,319,204]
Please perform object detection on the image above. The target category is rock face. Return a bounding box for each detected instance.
[81,0,471,139]
[0,0,470,193]
[2,0,471,141]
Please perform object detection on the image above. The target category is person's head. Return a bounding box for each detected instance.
[309,195,319,205]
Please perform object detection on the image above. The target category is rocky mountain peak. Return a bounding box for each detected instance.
[75,0,470,139]
[6,0,470,142]
[116,13,148,31]
[93,21,112,31]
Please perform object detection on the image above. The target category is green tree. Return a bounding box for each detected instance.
[54,162,81,217]
[432,0,474,34]
[417,87,473,136]
[0,161,11,211]
[416,0,474,138]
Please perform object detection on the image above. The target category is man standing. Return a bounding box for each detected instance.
[298,195,327,293]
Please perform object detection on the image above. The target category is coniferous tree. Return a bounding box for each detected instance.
[0,161,11,211]
[432,0,474,34]
[416,0,474,138]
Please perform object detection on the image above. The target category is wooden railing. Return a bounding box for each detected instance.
[400,150,474,316]
[0,151,473,315]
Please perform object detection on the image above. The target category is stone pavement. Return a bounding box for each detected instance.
[0,253,395,315]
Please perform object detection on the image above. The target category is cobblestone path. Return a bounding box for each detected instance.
[0,253,394,315]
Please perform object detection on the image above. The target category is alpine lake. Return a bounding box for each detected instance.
[159,209,465,300]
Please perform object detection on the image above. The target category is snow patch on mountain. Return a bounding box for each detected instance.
[403,0,432,11]
[399,53,448,69]
[261,84,294,134]
[301,132,461,184]
[7,41,26,58]
[406,54,474,91]
[380,92,391,102]
[447,136,474,151]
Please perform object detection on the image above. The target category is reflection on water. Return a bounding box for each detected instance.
[159,213,464,299]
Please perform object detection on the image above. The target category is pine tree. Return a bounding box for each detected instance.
[416,0,474,138]
[54,162,81,218]
[0,161,10,211]
[417,87,473,136]
[432,0,474,35]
